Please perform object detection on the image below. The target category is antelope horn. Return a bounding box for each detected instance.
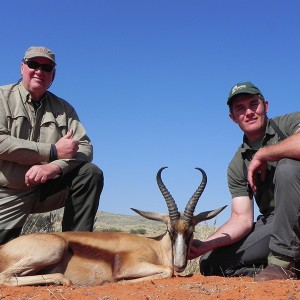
[182,167,207,223]
[156,167,180,222]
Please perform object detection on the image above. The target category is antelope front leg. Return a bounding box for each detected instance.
[115,262,173,283]
[0,273,71,287]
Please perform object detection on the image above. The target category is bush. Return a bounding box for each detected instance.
[21,212,60,235]
[130,228,147,235]
[97,227,123,232]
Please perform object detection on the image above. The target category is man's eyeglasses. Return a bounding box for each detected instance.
[23,60,55,73]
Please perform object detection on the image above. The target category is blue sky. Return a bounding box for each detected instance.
[1,1,300,225]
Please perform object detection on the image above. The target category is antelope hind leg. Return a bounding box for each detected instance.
[115,262,173,283]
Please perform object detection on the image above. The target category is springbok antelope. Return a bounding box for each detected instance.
[0,167,226,287]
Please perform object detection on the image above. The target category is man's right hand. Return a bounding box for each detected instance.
[188,239,205,260]
[55,130,79,159]
[247,150,267,192]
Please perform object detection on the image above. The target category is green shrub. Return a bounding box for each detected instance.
[130,228,147,235]
[97,227,123,232]
[21,212,60,235]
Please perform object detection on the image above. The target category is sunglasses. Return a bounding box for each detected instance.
[23,60,55,72]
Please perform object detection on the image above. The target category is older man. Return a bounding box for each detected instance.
[189,82,300,281]
[0,46,104,243]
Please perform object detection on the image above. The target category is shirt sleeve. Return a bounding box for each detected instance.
[227,149,251,199]
[275,112,300,136]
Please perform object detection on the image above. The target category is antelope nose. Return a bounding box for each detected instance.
[174,265,186,273]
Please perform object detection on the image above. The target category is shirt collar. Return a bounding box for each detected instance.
[242,118,275,149]
[241,119,276,159]
[19,82,47,104]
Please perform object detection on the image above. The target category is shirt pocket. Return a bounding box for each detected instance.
[39,112,68,143]
[7,114,31,139]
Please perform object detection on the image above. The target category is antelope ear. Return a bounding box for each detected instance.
[131,208,169,224]
[191,205,227,226]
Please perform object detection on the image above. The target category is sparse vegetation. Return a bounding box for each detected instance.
[129,228,147,235]
[98,227,123,232]
[21,211,61,235]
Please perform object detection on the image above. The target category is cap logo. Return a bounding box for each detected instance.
[231,84,246,95]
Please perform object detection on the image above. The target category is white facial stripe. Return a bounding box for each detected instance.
[173,233,186,268]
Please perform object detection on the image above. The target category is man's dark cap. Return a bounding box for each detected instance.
[227,82,264,105]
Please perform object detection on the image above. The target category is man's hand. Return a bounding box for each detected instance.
[55,130,79,159]
[247,150,267,192]
[188,239,205,260]
[25,163,62,186]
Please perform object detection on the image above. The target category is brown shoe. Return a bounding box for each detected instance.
[254,264,297,282]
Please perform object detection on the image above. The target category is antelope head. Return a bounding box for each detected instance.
[132,167,227,273]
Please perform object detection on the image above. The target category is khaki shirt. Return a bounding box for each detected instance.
[227,113,300,215]
[0,82,93,190]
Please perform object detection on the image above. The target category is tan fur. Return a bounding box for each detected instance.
[0,206,226,287]
[0,231,173,286]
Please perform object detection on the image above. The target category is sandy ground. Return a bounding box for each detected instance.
[0,274,299,300]
[12,212,299,299]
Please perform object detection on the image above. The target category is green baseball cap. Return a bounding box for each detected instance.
[23,46,56,65]
[227,82,264,105]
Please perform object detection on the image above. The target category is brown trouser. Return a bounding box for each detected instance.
[0,163,104,243]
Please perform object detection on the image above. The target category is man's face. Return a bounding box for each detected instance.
[229,94,269,141]
[21,57,55,100]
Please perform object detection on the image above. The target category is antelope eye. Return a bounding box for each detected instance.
[168,229,175,238]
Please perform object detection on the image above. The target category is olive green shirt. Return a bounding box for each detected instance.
[227,113,300,215]
[0,82,93,190]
